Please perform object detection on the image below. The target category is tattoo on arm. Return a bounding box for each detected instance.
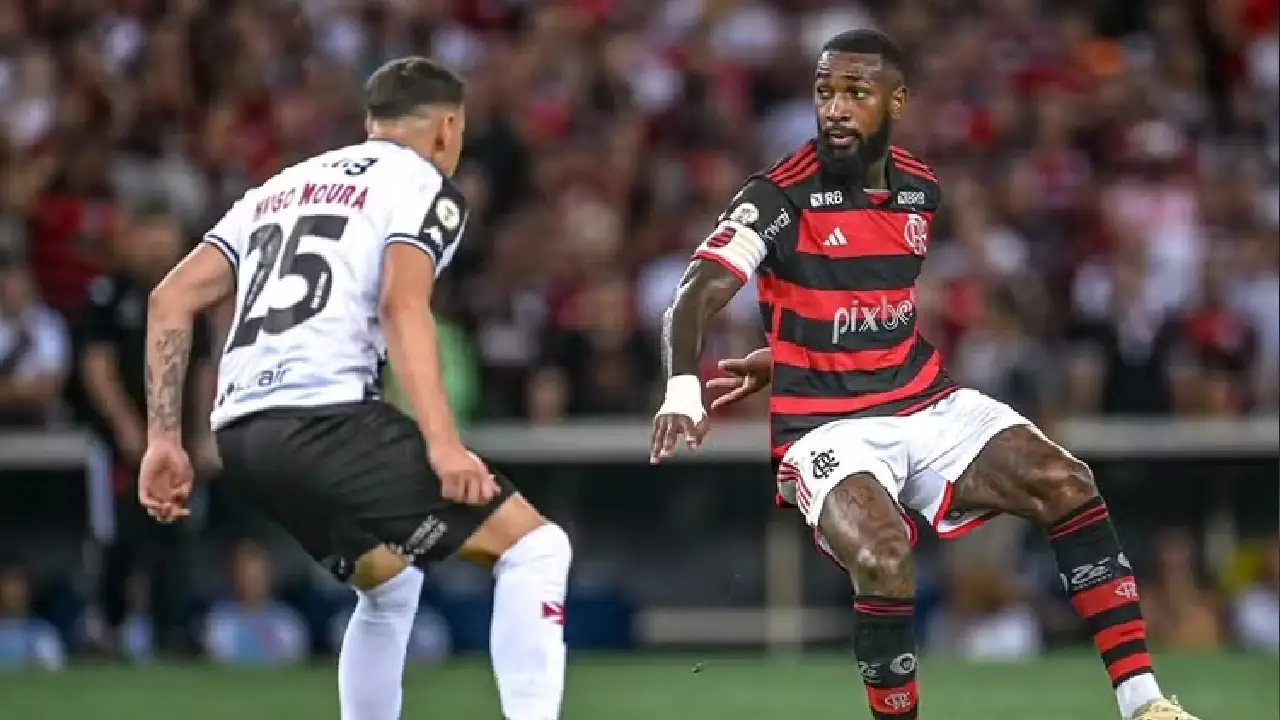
[146,328,192,438]
[661,260,744,378]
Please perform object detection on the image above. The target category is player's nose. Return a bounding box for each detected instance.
[823,94,856,120]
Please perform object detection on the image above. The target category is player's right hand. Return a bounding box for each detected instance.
[430,443,498,506]
[650,412,709,464]
[138,438,194,524]
[650,374,709,464]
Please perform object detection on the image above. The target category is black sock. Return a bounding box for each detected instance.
[1048,496,1154,688]
[853,596,919,719]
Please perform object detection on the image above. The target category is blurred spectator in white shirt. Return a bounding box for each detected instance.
[927,559,1044,661]
[0,255,69,426]
[1233,535,1280,654]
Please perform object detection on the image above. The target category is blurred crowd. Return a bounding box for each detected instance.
[0,0,1276,430]
[0,0,1276,669]
[2,517,1276,668]
[925,527,1280,662]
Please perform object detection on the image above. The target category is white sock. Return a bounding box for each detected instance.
[1116,673,1163,718]
[490,523,573,720]
[338,566,425,720]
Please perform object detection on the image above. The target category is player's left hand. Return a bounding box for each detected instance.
[138,438,194,523]
[706,347,773,410]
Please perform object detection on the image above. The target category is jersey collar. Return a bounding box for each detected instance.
[364,137,449,178]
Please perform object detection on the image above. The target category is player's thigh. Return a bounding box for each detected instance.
[325,402,524,569]
[777,417,908,527]
[900,389,1058,534]
[815,471,915,592]
[214,412,364,573]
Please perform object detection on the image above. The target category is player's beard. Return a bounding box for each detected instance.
[816,117,893,185]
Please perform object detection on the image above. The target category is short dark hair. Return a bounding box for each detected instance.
[364,56,465,120]
[821,29,908,84]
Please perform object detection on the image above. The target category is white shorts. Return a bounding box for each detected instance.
[777,389,1033,544]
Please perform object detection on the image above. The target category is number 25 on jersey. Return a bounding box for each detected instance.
[227,213,347,351]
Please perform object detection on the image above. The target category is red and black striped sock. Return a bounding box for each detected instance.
[852,596,919,719]
[1048,497,1154,688]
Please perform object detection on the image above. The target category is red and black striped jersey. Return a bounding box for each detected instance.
[693,141,957,458]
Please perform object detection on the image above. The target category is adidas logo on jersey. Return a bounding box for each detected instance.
[824,228,849,247]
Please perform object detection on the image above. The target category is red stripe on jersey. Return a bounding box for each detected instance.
[692,250,748,283]
[773,334,918,373]
[756,272,776,297]
[768,279,915,322]
[771,349,942,415]
[894,163,937,183]
[895,164,937,183]
[774,156,820,187]
[767,145,816,184]
[769,146,810,178]
[889,146,927,165]
[797,211,933,258]
[891,147,938,181]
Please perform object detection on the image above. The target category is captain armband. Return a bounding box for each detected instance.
[691,221,767,282]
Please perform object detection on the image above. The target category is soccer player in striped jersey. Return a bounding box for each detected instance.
[650,29,1201,720]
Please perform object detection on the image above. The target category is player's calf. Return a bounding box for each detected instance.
[1046,492,1164,719]
[463,496,572,720]
[1022,448,1166,718]
[954,427,1171,719]
[819,473,920,720]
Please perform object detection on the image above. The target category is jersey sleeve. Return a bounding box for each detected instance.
[693,178,794,283]
[384,172,469,276]
[202,195,250,273]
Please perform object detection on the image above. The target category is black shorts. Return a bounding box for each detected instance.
[215,401,516,580]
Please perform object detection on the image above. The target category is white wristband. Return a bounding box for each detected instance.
[656,375,706,424]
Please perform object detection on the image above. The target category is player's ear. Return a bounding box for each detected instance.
[889,85,907,121]
[433,111,456,152]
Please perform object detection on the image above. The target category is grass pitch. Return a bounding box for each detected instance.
[0,652,1273,719]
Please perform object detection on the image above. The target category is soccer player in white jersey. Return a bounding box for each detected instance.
[135,57,571,720]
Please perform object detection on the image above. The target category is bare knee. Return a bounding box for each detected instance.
[849,531,915,596]
[1030,457,1098,524]
[350,545,411,592]
[459,493,551,566]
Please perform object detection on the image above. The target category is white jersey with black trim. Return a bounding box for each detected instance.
[204,138,468,431]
